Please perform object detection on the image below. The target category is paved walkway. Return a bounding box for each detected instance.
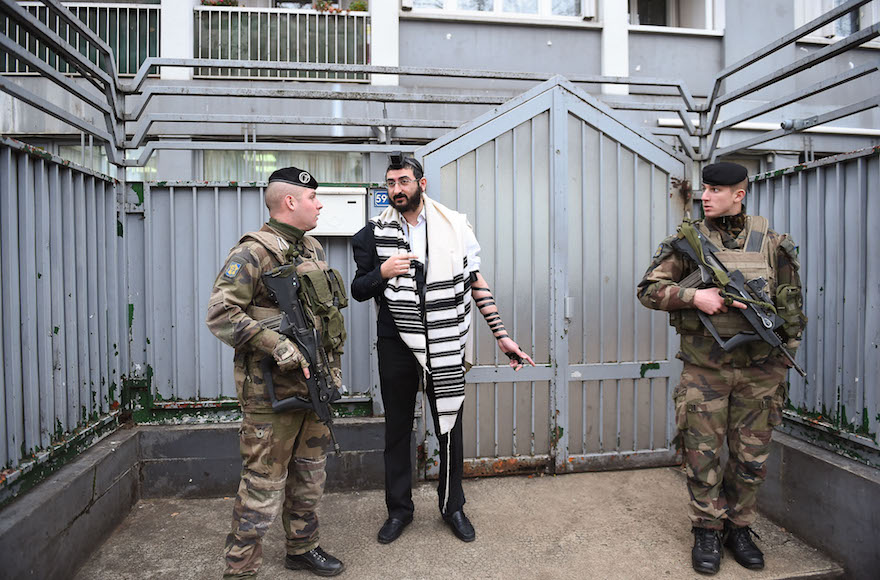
[75,467,842,580]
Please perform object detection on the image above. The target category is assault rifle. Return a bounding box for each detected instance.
[671,223,806,377]
[261,265,342,453]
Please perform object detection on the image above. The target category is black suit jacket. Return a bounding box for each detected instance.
[351,222,401,339]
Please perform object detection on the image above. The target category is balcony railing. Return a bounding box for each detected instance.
[193,6,370,81]
[0,2,160,76]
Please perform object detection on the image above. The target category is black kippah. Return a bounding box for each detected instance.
[267,166,319,189]
[702,162,748,186]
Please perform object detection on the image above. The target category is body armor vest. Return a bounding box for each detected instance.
[242,230,347,354]
[671,216,776,337]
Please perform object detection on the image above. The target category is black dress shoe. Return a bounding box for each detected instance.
[692,527,722,575]
[285,547,345,577]
[377,516,412,544]
[724,524,764,570]
[443,510,475,542]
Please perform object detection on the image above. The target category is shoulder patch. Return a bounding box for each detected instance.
[653,244,665,260]
[223,261,243,280]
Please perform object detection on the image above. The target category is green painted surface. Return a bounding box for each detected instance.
[131,182,145,206]
[639,362,660,378]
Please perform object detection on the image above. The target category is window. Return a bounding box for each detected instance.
[411,0,592,19]
[628,0,723,30]
[57,144,157,181]
[795,0,880,40]
[202,150,364,182]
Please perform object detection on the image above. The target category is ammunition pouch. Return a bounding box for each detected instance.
[297,263,348,354]
[774,284,805,340]
[669,309,704,334]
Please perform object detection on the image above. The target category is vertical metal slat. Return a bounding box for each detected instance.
[0,146,22,467]
[19,153,41,454]
[74,172,90,426]
[48,164,67,433]
[35,159,54,448]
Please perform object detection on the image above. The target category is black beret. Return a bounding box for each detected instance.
[702,162,748,186]
[268,166,319,189]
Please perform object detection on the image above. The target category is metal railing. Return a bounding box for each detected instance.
[193,6,369,81]
[1,2,159,76]
[704,0,879,160]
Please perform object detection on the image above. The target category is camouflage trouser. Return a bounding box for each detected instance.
[222,410,330,579]
[674,361,787,530]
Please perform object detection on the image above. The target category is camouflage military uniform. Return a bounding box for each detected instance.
[637,211,805,530]
[206,218,345,579]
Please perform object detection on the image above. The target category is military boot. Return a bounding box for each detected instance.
[285,547,345,577]
[691,527,722,575]
[724,523,764,570]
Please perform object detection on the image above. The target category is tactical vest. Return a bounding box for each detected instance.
[670,216,776,337]
[242,230,348,354]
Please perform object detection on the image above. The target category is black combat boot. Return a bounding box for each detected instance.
[285,546,345,577]
[724,523,764,570]
[692,527,722,575]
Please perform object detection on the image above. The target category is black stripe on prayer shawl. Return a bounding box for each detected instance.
[426,298,461,312]
[426,274,465,291]
[426,319,463,330]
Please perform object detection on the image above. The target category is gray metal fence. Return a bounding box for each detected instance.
[0,136,122,472]
[417,77,688,477]
[750,147,880,455]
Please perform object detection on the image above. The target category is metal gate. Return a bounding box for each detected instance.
[417,77,689,477]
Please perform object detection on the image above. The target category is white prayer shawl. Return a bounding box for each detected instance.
[371,195,474,434]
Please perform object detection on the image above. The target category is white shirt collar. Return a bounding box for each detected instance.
[402,206,427,229]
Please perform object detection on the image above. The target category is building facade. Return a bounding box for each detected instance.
[1,0,878,181]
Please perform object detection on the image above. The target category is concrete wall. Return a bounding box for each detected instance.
[0,429,140,580]
[139,419,392,498]
[629,30,723,97]
[762,431,880,580]
[398,18,603,90]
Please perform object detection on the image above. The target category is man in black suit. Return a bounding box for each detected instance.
[351,153,534,545]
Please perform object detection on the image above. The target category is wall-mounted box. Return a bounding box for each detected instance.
[311,186,367,236]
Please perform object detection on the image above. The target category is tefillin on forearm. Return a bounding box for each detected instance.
[471,276,522,365]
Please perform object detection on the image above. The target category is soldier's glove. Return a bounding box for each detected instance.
[273,337,309,374]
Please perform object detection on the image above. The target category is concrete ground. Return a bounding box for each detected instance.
[74,467,842,580]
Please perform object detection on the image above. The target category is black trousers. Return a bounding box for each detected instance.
[377,337,465,519]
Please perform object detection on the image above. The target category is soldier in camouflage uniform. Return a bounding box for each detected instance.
[206,167,348,578]
[637,162,806,575]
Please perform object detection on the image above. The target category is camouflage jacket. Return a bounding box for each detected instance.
[205,221,341,412]
[637,212,805,369]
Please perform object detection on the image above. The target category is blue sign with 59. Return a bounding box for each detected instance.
[374,189,390,207]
